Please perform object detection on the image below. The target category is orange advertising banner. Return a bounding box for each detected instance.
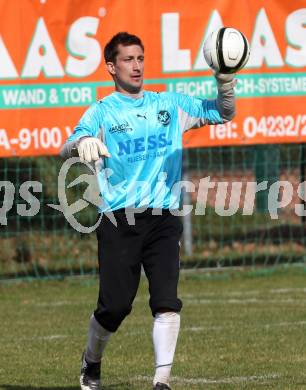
[0,0,305,156]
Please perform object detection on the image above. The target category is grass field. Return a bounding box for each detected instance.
[1,266,306,390]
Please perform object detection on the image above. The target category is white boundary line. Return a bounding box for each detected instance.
[184,298,306,305]
[4,320,306,342]
[134,373,280,384]
[27,288,306,307]
[183,321,306,331]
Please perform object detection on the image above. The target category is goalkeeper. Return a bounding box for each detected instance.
[60,32,236,390]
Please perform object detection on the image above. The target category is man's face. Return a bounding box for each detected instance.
[107,44,144,94]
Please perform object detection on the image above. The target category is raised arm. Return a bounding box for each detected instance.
[214,72,236,123]
[170,72,236,132]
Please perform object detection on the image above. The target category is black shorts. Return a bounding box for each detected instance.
[94,208,183,332]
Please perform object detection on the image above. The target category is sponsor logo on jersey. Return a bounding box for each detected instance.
[109,121,133,134]
[157,110,171,126]
[136,113,147,120]
[118,133,172,156]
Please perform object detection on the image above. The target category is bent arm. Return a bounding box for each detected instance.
[172,75,236,132]
[215,79,236,122]
[188,78,236,130]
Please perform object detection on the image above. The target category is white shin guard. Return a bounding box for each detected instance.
[153,312,180,386]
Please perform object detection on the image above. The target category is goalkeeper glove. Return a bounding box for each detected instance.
[213,71,237,91]
[214,72,235,83]
[77,137,110,163]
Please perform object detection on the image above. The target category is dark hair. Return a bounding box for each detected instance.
[104,32,144,63]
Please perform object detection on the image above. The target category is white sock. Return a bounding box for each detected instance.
[152,312,180,386]
[85,314,112,363]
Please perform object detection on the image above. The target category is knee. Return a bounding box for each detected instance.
[150,298,183,317]
[110,303,132,321]
[95,302,132,332]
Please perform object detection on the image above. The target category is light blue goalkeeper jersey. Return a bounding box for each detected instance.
[66,91,224,212]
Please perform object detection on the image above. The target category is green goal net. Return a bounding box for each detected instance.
[1,143,306,281]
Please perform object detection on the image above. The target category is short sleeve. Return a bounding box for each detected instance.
[67,102,103,142]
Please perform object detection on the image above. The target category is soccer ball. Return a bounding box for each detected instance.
[203,27,250,74]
